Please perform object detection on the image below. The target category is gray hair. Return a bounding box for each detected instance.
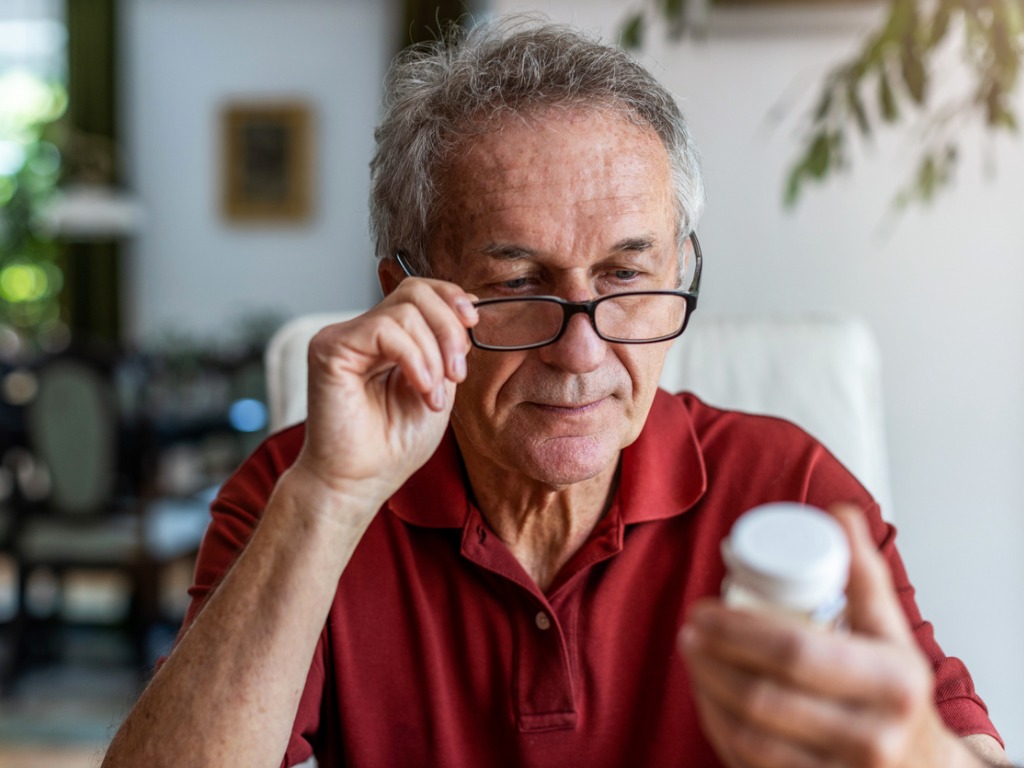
[369,16,705,277]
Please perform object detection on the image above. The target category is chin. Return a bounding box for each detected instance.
[518,435,621,487]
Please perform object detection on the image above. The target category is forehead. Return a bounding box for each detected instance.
[430,109,675,264]
[450,107,669,188]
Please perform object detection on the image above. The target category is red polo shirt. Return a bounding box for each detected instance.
[184,390,999,766]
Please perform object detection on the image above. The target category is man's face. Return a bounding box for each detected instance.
[429,109,681,489]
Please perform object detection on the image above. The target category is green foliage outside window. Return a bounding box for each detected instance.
[0,70,67,351]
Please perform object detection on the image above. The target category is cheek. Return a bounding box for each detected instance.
[455,351,527,418]
[620,346,669,402]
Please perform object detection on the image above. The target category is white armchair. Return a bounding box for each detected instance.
[265,311,892,517]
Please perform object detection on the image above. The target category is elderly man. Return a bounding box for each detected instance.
[105,18,1007,768]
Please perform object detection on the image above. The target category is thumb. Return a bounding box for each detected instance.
[831,503,914,645]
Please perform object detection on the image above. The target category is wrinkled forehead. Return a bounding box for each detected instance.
[421,116,683,289]
[430,107,675,237]
[441,103,670,179]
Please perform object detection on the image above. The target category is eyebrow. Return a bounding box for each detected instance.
[474,234,659,261]
[611,235,657,252]
[474,243,535,261]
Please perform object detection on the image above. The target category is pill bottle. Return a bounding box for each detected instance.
[721,502,850,628]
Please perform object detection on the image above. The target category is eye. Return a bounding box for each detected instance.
[612,269,641,280]
[480,273,542,296]
[501,276,532,290]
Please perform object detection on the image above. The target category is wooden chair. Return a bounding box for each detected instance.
[2,351,182,693]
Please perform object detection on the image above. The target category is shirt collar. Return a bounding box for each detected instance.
[386,388,707,528]
[387,426,472,528]
[617,388,707,523]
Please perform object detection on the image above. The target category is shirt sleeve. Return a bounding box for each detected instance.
[804,442,1003,747]
[280,640,327,767]
[871,514,1003,747]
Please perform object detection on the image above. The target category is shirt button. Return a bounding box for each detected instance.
[535,611,551,631]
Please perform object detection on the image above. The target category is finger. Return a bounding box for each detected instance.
[684,635,873,757]
[830,504,913,644]
[684,630,917,765]
[685,600,923,707]
[310,315,437,405]
[388,278,477,383]
[380,304,450,406]
[368,284,468,403]
[690,686,826,768]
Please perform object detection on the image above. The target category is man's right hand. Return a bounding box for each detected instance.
[292,276,478,515]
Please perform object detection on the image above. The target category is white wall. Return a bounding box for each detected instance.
[495,0,1024,755]
[121,0,395,341]
[121,0,1024,757]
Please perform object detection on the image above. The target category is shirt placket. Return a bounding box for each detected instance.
[460,511,578,731]
[459,506,624,734]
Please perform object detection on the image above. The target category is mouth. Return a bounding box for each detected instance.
[529,398,607,415]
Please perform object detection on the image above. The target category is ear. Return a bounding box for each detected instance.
[378,257,405,297]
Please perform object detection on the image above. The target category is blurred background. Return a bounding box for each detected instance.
[0,0,1021,765]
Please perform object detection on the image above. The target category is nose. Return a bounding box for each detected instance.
[536,309,606,373]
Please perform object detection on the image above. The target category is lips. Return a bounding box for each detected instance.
[529,397,607,412]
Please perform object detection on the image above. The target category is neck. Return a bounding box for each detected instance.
[462,456,619,593]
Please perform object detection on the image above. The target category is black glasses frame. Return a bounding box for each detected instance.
[394,233,702,352]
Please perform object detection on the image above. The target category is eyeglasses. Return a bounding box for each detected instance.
[395,233,701,352]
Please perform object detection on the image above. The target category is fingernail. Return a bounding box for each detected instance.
[431,383,446,410]
[453,353,466,379]
[455,298,477,321]
[418,365,433,390]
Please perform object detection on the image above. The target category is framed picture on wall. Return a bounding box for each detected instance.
[221,102,313,223]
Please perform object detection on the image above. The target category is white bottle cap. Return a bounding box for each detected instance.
[722,503,850,613]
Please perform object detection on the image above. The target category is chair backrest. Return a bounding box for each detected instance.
[265,311,364,434]
[266,311,892,517]
[26,357,118,516]
[659,314,891,516]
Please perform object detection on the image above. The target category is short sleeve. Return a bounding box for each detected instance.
[872,516,1002,746]
[281,633,328,766]
[804,443,1002,746]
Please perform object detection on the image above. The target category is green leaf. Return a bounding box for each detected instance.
[1004,0,1024,39]
[784,163,804,208]
[813,85,835,123]
[661,0,686,38]
[662,0,685,22]
[806,133,832,179]
[846,85,872,136]
[881,0,916,42]
[620,13,644,49]
[982,81,1012,127]
[878,70,900,122]
[994,104,1019,130]
[907,146,961,205]
[918,155,937,201]
[900,43,927,104]
[928,0,954,47]
[991,8,1014,68]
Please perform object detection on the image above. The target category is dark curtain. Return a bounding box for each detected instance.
[62,0,121,343]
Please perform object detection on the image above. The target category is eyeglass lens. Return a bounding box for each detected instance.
[472,293,689,349]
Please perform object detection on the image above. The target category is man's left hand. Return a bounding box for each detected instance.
[680,504,1008,768]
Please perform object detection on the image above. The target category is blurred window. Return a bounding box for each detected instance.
[0,1,67,352]
[0,0,65,82]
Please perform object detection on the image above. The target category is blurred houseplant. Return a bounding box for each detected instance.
[622,0,1024,208]
[0,70,67,353]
